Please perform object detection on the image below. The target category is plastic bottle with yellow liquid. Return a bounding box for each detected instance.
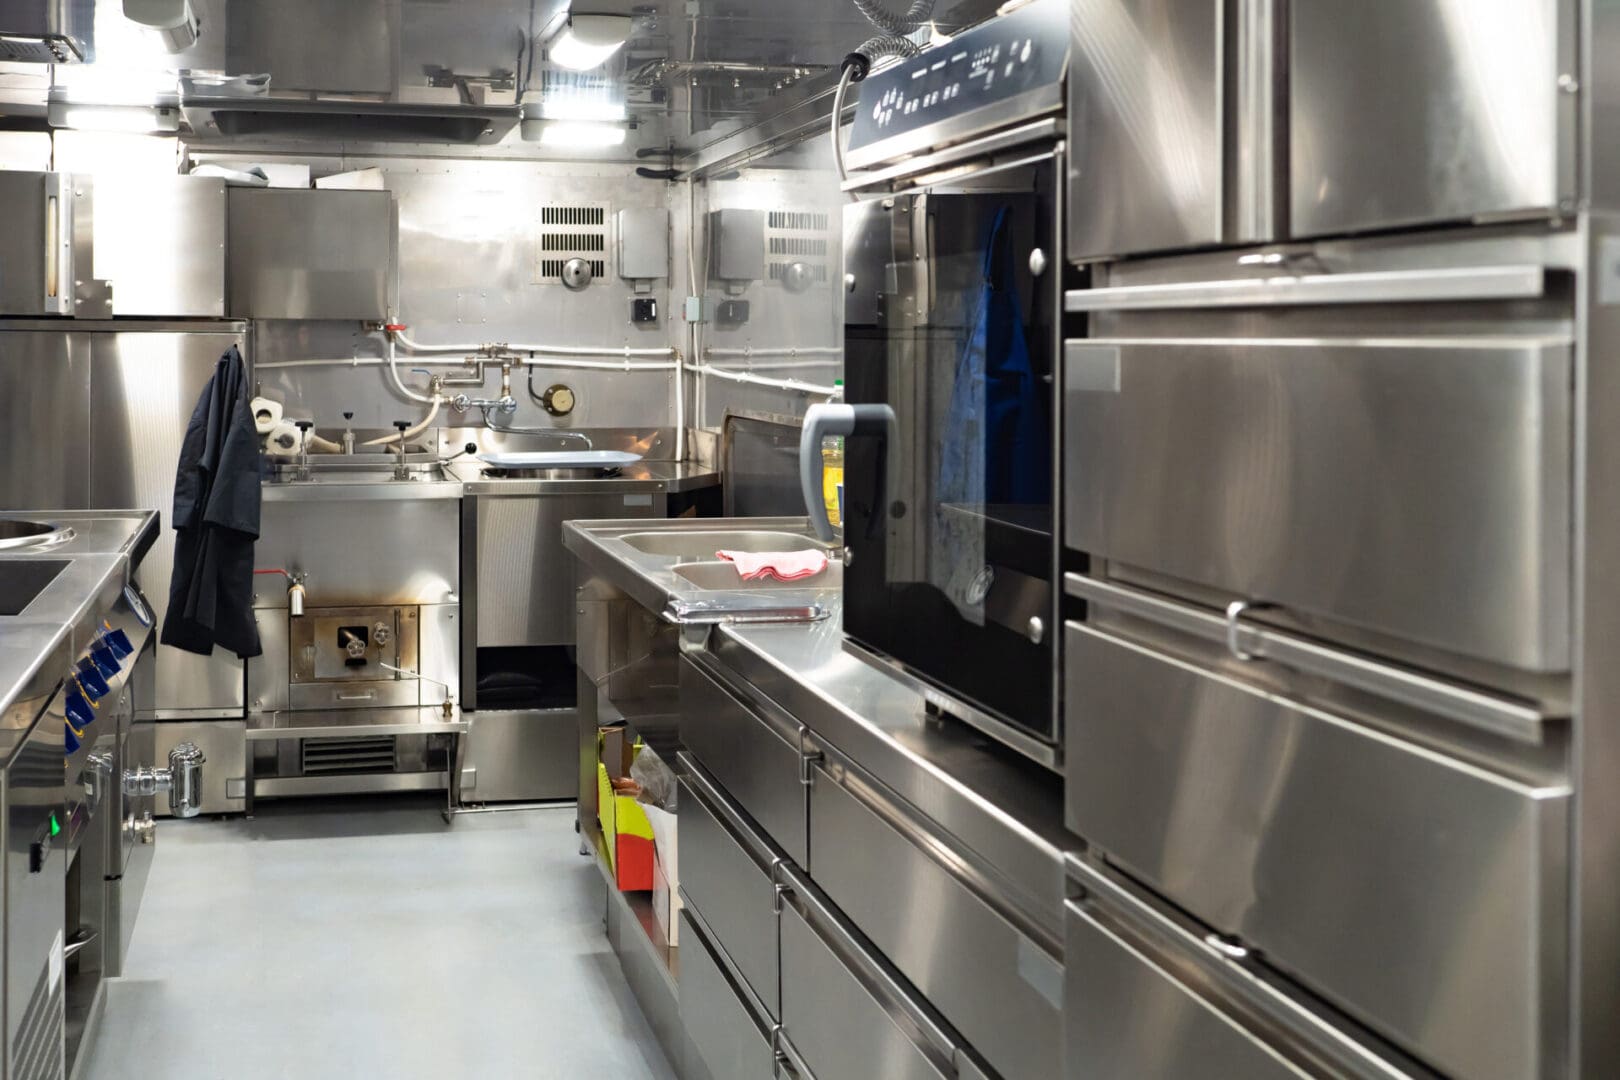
[822,380,845,528]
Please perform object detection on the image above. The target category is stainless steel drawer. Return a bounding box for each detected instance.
[680,656,809,867]
[778,865,960,1080]
[678,754,784,1019]
[1066,901,1310,1079]
[809,754,1062,1080]
[1063,335,1572,671]
[679,909,776,1080]
[1065,621,1569,1080]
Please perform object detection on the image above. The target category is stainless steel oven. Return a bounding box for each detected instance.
[802,0,1067,766]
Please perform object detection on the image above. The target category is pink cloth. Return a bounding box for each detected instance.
[716,549,829,582]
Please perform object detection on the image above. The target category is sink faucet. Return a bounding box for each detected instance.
[342,411,356,455]
[392,420,411,480]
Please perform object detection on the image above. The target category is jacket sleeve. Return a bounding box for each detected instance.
[200,346,263,538]
[170,371,216,532]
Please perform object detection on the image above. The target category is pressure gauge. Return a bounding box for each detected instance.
[541,384,577,416]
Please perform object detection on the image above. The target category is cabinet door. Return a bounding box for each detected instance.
[1291,0,1573,236]
[1068,0,1225,259]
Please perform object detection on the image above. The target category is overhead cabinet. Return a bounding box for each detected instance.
[1068,0,1577,259]
[227,188,396,320]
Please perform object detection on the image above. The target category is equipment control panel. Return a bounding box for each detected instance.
[845,0,1066,160]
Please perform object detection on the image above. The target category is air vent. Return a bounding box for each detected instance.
[13,959,62,1080]
[768,211,829,230]
[537,204,610,285]
[769,262,829,284]
[765,207,833,290]
[302,736,397,774]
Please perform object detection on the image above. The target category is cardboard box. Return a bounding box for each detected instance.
[644,804,680,945]
[315,167,386,191]
[596,729,654,891]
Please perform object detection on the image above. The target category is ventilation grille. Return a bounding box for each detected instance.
[302,736,397,775]
[537,204,611,284]
[13,958,62,1080]
[769,236,829,257]
[539,259,606,279]
[765,206,832,289]
[541,205,606,226]
[769,211,829,230]
[541,233,606,252]
[769,262,830,284]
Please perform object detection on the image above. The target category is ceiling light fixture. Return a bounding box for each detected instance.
[539,120,627,148]
[545,14,632,72]
[46,99,181,134]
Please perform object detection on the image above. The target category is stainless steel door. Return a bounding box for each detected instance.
[1064,333,1572,671]
[1290,0,1575,236]
[679,656,809,868]
[0,330,91,510]
[88,328,249,716]
[778,865,958,1080]
[678,909,776,1080]
[677,756,783,1019]
[808,753,1062,1080]
[1068,0,1224,259]
[1065,620,1569,1080]
[5,701,66,1080]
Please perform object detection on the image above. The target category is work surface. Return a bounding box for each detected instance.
[80,798,675,1080]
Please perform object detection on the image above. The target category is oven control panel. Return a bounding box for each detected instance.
[846,0,1067,162]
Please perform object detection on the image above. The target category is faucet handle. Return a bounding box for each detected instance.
[343,411,354,422]
[294,419,314,433]
[394,421,410,434]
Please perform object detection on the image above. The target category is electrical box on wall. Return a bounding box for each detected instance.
[708,209,765,286]
[616,207,669,287]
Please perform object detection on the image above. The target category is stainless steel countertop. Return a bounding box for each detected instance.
[563,515,1069,941]
[258,456,720,500]
[0,509,159,767]
[710,611,1070,941]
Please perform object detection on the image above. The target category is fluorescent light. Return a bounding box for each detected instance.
[541,98,627,122]
[548,15,631,71]
[46,101,180,133]
[539,121,627,148]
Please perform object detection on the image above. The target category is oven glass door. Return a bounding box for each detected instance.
[842,153,1058,740]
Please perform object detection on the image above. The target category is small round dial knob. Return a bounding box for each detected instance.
[541,384,577,416]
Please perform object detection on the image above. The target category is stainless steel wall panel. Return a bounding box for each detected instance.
[0,331,91,509]
[678,910,776,1080]
[473,494,657,648]
[809,757,1062,1080]
[1290,0,1573,237]
[1067,0,1225,260]
[459,709,575,802]
[1064,334,1573,672]
[1065,622,1569,1080]
[91,176,226,317]
[677,762,782,1020]
[87,328,248,716]
[679,655,808,868]
[227,188,395,320]
[253,497,459,609]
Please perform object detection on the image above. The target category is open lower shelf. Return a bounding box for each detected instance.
[582,820,678,986]
[246,705,470,741]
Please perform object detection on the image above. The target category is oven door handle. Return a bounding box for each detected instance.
[799,403,898,542]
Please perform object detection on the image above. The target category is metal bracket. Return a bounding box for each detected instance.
[796,726,823,787]
[1224,600,1268,661]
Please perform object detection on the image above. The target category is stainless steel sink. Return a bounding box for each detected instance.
[672,560,841,591]
[618,530,834,559]
[0,517,73,551]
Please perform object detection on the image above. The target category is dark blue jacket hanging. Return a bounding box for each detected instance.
[938,205,1050,507]
[161,344,263,658]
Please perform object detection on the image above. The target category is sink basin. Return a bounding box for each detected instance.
[481,466,619,480]
[673,561,842,591]
[0,560,68,616]
[268,462,448,484]
[0,518,73,551]
[619,530,832,559]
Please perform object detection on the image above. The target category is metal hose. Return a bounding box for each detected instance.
[851,0,935,36]
[859,34,921,59]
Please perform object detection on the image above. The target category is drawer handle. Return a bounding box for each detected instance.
[1204,933,1251,961]
[1224,600,1268,661]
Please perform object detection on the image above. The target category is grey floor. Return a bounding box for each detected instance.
[81,797,676,1080]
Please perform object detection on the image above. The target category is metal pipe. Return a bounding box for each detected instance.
[697,363,839,395]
